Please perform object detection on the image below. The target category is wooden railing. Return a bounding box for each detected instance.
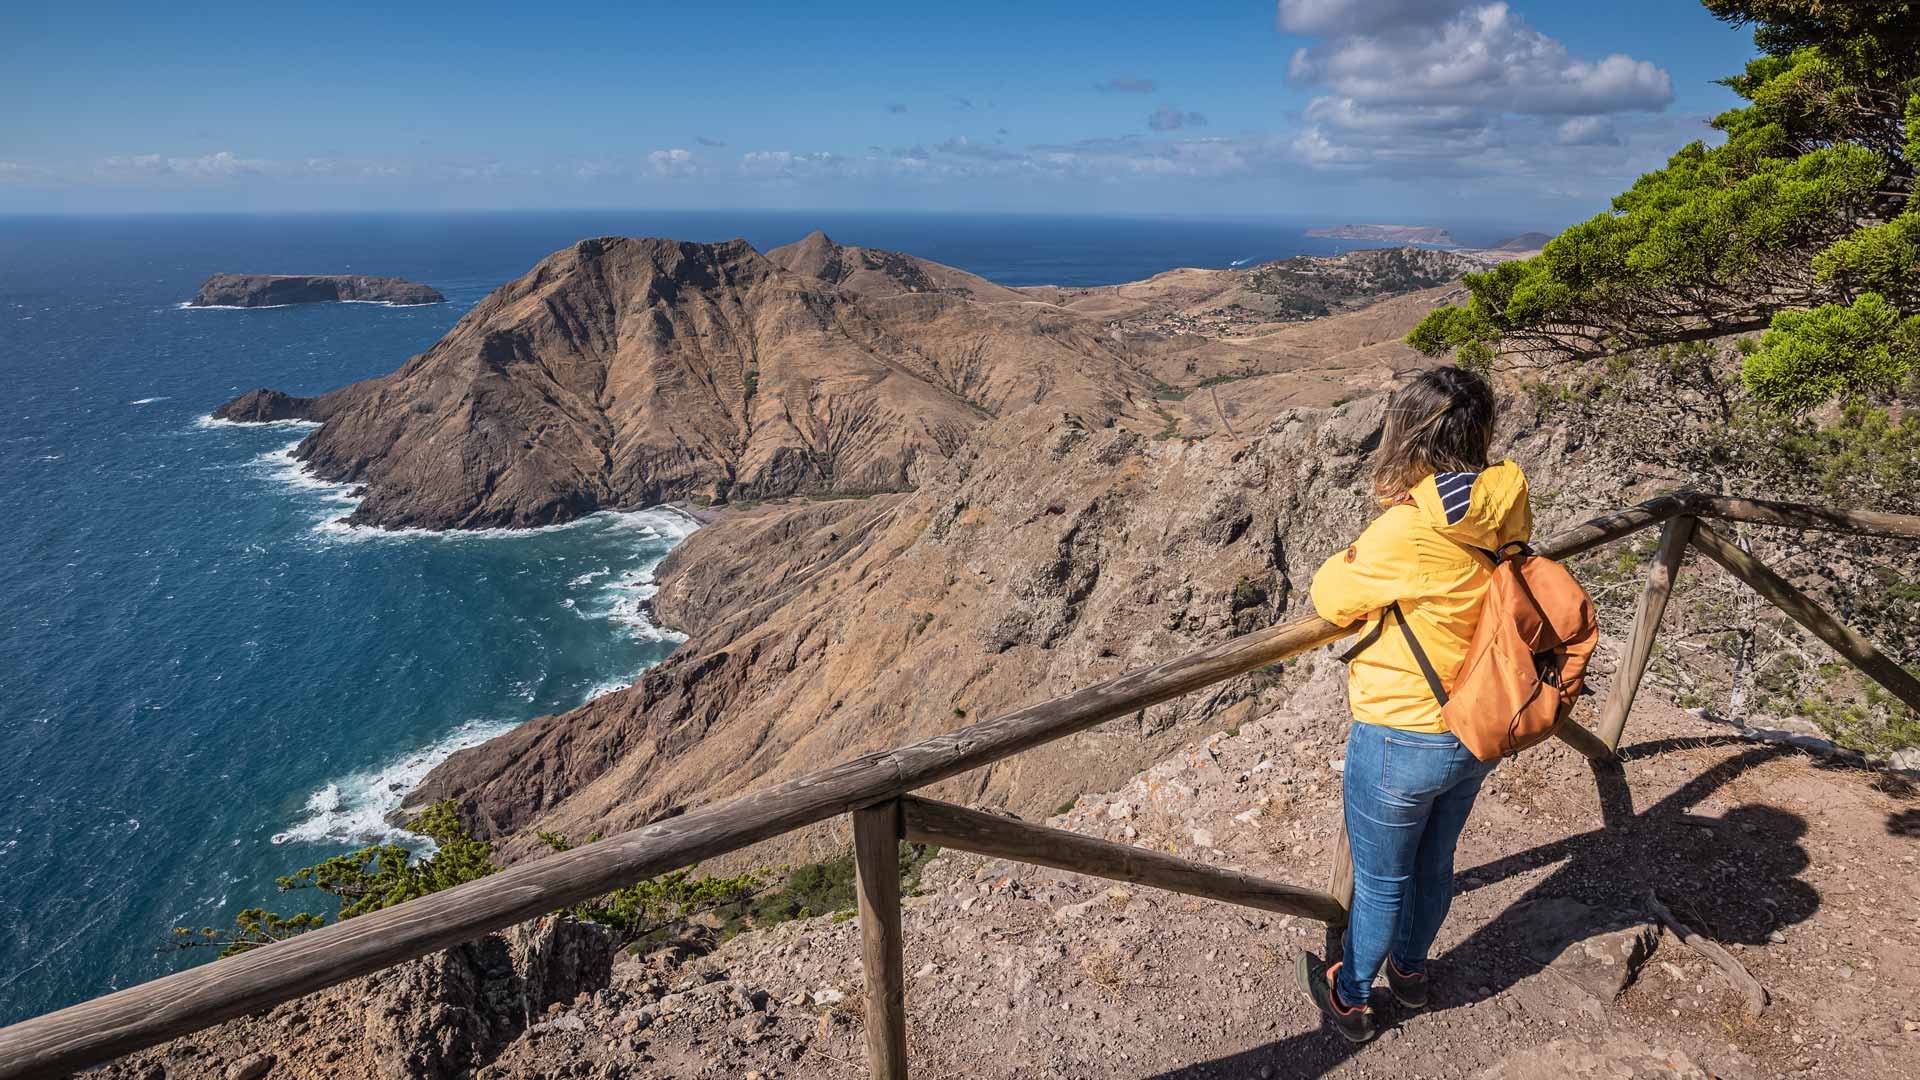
[2,491,1916,1080]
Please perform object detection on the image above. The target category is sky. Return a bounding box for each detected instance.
[0,0,1762,226]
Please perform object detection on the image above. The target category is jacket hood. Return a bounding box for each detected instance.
[1406,460,1533,552]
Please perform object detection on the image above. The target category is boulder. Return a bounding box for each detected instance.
[1505,896,1659,1003]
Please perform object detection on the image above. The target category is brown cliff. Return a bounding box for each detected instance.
[219,237,1157,529]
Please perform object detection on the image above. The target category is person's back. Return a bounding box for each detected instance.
[1294,366,1530,1043]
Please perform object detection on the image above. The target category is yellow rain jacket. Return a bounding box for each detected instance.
[1309,461,1534,733]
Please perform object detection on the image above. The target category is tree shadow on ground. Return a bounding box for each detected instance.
[1889,806,1920,838]
[1144,736,1824,1080]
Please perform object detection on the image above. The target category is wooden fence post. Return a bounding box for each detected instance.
[1326,816,1353,952]
[1689,522,1920,716]
[1596,515,1696,751]
[853,801,908,1080]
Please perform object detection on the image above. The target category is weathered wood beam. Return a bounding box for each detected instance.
[1552,716,1617,763]
[0,495,1682,1080]
[1689,521,1920,716]
[1535,493,1686,561]
[1595,515,1696,750]
[1683,494,1920,542]
[1326,817,1353,927]
[898,796,1348,924]
[852,803,908,1080]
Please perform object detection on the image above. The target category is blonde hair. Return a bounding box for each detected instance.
[1371,366,1497,496]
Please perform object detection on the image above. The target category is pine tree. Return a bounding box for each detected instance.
[1410,1,1920,413]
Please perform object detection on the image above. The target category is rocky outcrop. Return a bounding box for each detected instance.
[187,274,444,307]
[211,389,326,423]
[215,237,1156,530]
[96,917,614,1080]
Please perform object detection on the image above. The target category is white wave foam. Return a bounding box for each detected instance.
[252,442,359,524]
[315,505,701,545]
[582,677,632,701]
[179,299,443,311]
[129,397,169,406]
[193,413,322,431]
[272,717,519,847]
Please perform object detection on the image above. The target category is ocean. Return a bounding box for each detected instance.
[0,210,1395,1025]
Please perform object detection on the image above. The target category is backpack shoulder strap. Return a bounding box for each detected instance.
[1338,601,1451,707]
[1389,602,1451,707]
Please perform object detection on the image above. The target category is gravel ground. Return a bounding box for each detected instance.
[480,691,1920,1079]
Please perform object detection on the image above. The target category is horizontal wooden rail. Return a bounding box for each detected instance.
[1684,494,1920,542]
[900,797,1349,924]
[1689,521,1920,715]
[0,493,1688,1079]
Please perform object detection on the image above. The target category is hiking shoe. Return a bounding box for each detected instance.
[1296,950,1376,1043]
[1386,957,1429,1009]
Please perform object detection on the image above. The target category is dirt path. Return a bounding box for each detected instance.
[491,695,1920,1079]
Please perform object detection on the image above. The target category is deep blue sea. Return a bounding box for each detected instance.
[0,210,1397,1024]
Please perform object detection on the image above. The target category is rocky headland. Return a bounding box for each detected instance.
[211,236,1469,530]
[187,273,444,308]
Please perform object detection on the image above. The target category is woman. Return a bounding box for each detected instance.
[1295,366,1532,1043]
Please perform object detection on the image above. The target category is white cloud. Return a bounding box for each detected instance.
[647,148,699,177]
[97,151,269,179]
[1280,1,1673,175]
[0,161,53,185]
[1288,3,1671,115]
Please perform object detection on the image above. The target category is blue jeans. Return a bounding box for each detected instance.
[1336,720,1495,1007]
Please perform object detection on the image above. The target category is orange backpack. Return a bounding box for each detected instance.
[1350,541,1599,761]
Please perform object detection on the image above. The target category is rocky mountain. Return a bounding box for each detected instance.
[215,237,1157,529]
[1305,223,1457,245]
[212,236,1488,531]
[187,273,443,307]
[765,230,1032,304]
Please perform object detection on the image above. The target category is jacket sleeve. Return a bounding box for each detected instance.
[1310,512,1419,627]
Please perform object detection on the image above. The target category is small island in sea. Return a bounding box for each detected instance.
[1305,223,1457,246]
[186,273,444,308]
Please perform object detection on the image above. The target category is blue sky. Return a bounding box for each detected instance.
[1,1,1759,225]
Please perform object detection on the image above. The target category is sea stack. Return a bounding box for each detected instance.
[186,273,444,308]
